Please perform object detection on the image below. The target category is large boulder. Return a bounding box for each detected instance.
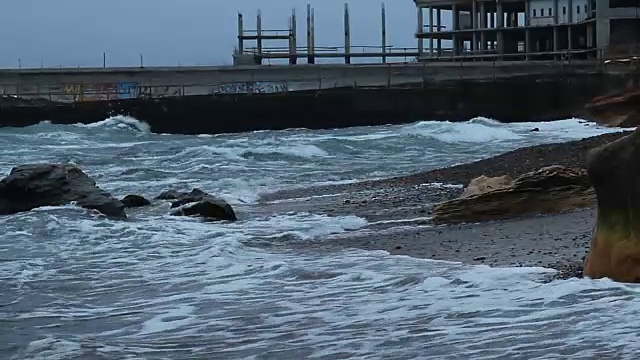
[159,188,237,221]
[585,89,640,128]
[0,164,126,219]
[583,128,640,282]
[433,166,594,224]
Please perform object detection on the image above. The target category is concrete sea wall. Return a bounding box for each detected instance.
[1,72,636,135]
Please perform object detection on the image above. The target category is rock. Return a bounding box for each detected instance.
[433,165,594,224]
[585,89,640,128]
[530,127,540,132]
[156,190,188,200]
[161,188,237,221]
[0,164,125,219]
[460,175,513,198]
[121,194,151,208]
[583,128,640,283]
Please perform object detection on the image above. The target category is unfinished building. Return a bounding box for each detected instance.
[414,0,640,60]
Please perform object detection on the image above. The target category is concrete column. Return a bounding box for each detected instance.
[553,27,559,52]
[344,3,351,64]
[553,0,559,24]
[437,9,442,55]
[256,10,263,55]
[452,3,459,56]
[595,0,610,53]
[237,13,244,53]
[289,9,297,65]
[381,4,387,63]
[568,26,573,51]
[472,1,478,52]
[497,1,504,55]
[568,0,573,23]
[429,7,434,56]
[525,30,531,59]
[417,6,424,56]
[480,2,486,52]
[524,0,530,26]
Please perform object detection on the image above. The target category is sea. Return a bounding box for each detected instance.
[1,116,639,359]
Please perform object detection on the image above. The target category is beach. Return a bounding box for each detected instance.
[257,131,632,277]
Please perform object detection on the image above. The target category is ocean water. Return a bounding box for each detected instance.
[1,116,639,359]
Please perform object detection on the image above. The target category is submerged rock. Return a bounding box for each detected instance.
[433,166,594,224]
[585,89,640,128]
[0,164,126,219]
[121,194,151,208]
[160,188,237,221]
[583,128,640,283]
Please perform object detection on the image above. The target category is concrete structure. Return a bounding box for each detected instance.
[414,0,640,61]
[0,61,608,104]
[234,4,420,65]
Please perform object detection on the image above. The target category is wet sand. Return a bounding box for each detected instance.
[255,132,628,276]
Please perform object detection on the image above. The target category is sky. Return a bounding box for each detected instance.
[0,0,418,68]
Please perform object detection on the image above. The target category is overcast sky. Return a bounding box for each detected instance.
[0,0,418,68]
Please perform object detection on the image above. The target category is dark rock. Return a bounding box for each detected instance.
[162,188,237,221]
[121,194,151,208]
[530,127,540,132]
[156,190,188,200]
[433,165,595,224]
[473,256,487,261]
[0,164,125,219]
[583,128,640,283]
[585,89,640,128]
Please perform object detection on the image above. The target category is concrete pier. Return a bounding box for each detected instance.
[0,60,607,103]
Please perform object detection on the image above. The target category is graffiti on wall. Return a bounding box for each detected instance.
[137,85,183,98]
[3,80,289,103]
[62,81,140,102]
[213,81,288,95]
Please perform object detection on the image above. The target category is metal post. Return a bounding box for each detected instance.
[103,52,106,68]
[381,3,387,64]
[480,2,486,53]
[344,3,351,64]
[140,53,144,68]
[237,13,244,54]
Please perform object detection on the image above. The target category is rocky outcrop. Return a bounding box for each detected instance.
[460,175,513,198]
[0,164,126,219]
[159,188,237,221]
[433,166,594,224]
[583,128,640,283]
[585,89,640,128]
[121,194,151,208]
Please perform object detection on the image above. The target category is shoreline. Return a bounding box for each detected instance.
[254,132,632,277]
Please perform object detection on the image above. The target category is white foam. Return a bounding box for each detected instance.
[76,115,151,133]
